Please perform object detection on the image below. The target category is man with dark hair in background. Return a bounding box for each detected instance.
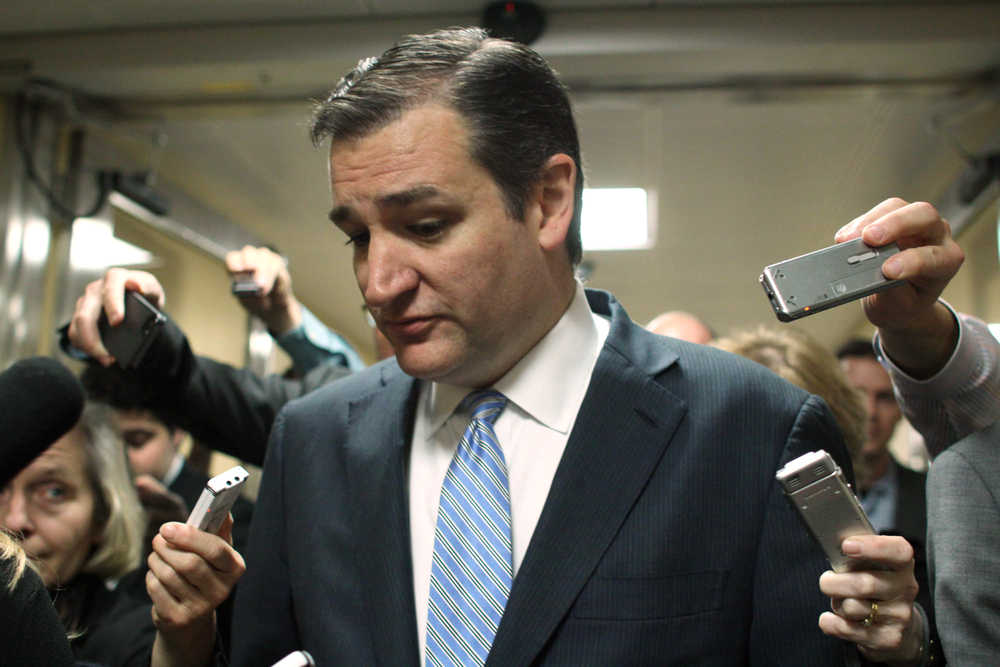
[80,363,255,555]
[228,27,929,666]
[836,338,926,542]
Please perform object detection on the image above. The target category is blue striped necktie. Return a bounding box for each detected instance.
[426,390,511,667]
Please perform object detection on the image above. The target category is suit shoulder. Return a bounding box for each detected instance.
[931,423,1000,489]
[661,337,811,407]
[281,361,395,418]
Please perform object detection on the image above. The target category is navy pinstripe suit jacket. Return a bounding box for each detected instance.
[232,289,853,666]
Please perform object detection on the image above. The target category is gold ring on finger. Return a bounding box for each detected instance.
[862,600,878,627]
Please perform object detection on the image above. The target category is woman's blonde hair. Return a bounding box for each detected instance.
[1,529,31,593]
[713,326,866,466]
[76,403,145,580]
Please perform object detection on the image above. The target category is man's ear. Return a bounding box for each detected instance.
[535,153,576,252]
[170,428,188,450]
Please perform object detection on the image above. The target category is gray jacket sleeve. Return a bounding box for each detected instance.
[926,422,1000,664]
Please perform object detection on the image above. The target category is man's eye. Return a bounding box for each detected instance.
[124,431,153,449]
[409,220,446,239]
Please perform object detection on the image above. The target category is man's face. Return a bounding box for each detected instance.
[114,409,180,481]
[329,104,557,387]
[0,427,100,588]
[840,356,901,459]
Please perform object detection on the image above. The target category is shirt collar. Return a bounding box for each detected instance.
[422,281,607,435]
[162,453,185,488]
[867,459,898,497]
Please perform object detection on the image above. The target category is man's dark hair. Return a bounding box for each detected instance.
[79,364,177,431]
[835,338,878,361]
[310,26,585,266]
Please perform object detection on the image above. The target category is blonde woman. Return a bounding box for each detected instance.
[2,402,153,665]
[3,354,244,667]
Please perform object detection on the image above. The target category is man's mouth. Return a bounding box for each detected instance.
[382,316,436,338]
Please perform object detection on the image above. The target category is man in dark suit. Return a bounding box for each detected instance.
[230,27,926,666]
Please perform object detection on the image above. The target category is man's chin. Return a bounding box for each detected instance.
[394,345,468,383]
[396,355,458,382]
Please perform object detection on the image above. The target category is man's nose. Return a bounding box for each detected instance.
[362,235,419,308]
[865,394,878,418]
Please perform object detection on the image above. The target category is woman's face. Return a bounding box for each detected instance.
[0,426,101,588]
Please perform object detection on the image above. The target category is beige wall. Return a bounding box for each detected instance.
[947,202,999,323]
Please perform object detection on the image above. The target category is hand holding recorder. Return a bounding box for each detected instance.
[225,245,303,335]
[836,197,965,379]
[778,450,924,664]
[147,466,250,667]
[818,535,924,665]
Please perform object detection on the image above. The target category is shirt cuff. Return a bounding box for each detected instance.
[274,305,366,373]
[872,300,975,397]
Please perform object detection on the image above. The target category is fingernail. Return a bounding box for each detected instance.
[865,225,886,244]
[161,523,177,539]
[842,539,861,555]
[882,256,901,278]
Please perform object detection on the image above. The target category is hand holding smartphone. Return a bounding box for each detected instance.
[187,465,250,535]
[230,270,262,296]
[97,290,167,368]
[776,450,874,572]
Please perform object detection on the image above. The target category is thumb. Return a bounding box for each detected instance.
[218,514,235,546]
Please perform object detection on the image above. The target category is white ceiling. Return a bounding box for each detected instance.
[3,1,999,357]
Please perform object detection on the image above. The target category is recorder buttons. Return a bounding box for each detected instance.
[847,250,878,265]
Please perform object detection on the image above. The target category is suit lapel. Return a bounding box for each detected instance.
[345,365,421,666]
[488,294,686,666]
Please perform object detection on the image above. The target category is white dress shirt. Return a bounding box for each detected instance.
[409,282,610,664]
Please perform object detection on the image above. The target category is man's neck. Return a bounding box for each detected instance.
[860,451,892,493]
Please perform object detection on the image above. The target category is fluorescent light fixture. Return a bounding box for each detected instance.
[581,188,650,251]
[70,217,155,271]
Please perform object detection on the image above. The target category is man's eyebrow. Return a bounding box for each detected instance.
[329,205,352,225]
[375,185,441,209]
[328,185,444,225]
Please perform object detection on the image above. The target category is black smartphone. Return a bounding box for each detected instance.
[759,238,904,322]
[97,291,167,369]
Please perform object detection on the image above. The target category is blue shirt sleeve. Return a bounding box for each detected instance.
[274,305,366,373]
